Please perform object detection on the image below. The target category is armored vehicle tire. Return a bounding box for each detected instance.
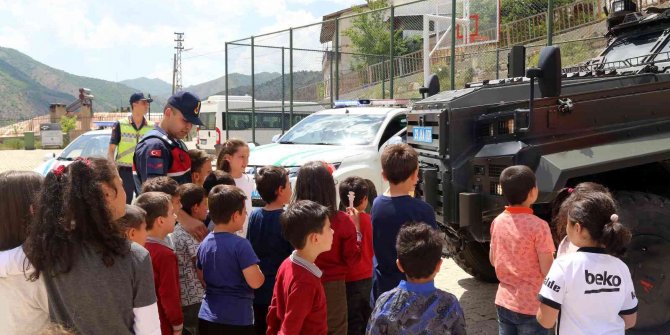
[615,192,670,331]
[448,240,498,283]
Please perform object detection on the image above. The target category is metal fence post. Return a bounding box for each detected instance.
[251,36,256,144]
[547,0,554,46]
[225,42,229,141]
[496,48,500,79]
[330,50,334,107]
[389,5,395,98]
[335,18,340,100]
[281,47,286,134]
[289,28,294,127]
[450,0,456,90]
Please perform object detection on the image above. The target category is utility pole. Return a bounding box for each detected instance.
[173,32,184,94]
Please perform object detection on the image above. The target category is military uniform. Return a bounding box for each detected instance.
[133,91,203,188]
[133,126,192,185]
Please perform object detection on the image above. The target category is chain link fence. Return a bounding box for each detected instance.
[224,0,642,123]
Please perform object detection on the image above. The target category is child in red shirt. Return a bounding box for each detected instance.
[136,192,183,335]
[292,161,361,335]
[339,177,376,335]
[267,200,334,335]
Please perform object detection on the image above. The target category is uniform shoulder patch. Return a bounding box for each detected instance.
[149,149,162,157]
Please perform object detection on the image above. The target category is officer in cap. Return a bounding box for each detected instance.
[108,92,154,204]
[133,91,209,240]
[133,91,203,186]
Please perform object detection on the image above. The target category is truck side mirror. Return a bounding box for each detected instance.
[419,74,440,99]
[537,46,562,98]
[517,46,561,133]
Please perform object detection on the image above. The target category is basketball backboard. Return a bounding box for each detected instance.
[412,0,500,85]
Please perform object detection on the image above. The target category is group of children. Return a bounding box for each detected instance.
[109,140,467,335]
[0,137,640,335]
[490,165,638,334]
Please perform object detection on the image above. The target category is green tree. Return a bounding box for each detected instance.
[60,115,77,135]
[500,0,573,24]
[343,0,410,69]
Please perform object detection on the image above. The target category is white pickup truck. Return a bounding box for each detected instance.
[246,100,409,205]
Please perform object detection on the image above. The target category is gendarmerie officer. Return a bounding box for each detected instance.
[133,91,203,187]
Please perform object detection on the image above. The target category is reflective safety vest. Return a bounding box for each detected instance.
[116,117,154,167]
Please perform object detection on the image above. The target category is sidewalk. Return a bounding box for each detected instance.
[0,149,59,173]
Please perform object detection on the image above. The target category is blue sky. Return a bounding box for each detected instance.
[0,0,364,86]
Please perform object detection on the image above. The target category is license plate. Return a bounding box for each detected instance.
[413,127,433,143]
[200,139,207,145]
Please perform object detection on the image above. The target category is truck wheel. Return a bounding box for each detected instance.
[616,192,670,331]
[448,240,498,283]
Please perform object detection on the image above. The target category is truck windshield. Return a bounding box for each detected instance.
[601,31,663,66]
[279,113,386,145]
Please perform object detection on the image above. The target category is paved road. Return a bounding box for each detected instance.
[0,148,500,334]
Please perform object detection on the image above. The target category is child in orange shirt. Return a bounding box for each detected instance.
[489,165,555,335]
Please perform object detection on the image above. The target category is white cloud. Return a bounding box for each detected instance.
[0,0,368,86]
[0,27,30,51]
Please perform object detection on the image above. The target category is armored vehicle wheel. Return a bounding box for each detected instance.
[448,240,498,283]
[616,192,670,332]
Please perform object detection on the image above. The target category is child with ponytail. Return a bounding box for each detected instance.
[550,182,611,257]
[24,158,160,335]
[537,189,638,333]
[217,139,254,237]
[293,161,361,335]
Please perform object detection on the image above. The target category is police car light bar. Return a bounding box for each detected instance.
[93,121,116,129]
[333,99,409,108]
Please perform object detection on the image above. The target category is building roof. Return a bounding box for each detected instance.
[320,4,368,44]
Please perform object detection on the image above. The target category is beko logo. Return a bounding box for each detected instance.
[584,270,621,294]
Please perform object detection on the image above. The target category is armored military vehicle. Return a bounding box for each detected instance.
[408,0,670,332]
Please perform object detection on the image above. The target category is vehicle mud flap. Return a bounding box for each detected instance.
[616,192,670,331]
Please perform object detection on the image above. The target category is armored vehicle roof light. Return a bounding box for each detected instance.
[333,99,409,108]
[607,0,638,30]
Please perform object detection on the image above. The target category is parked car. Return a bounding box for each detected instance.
[35,129,111,175]
[247,100,409,206]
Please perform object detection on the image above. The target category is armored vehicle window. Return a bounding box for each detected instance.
[654,37,670,61]
[602,31,663,65]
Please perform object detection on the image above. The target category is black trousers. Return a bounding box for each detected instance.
[118,166,136,204]
[253,304,269,335]
[199,319,255,335]
[346,278,373,335]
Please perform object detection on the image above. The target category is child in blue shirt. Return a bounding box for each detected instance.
[372,143,437,300]
[246,166,294,335]
[368,222,466,335]
[197,185,265,335]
